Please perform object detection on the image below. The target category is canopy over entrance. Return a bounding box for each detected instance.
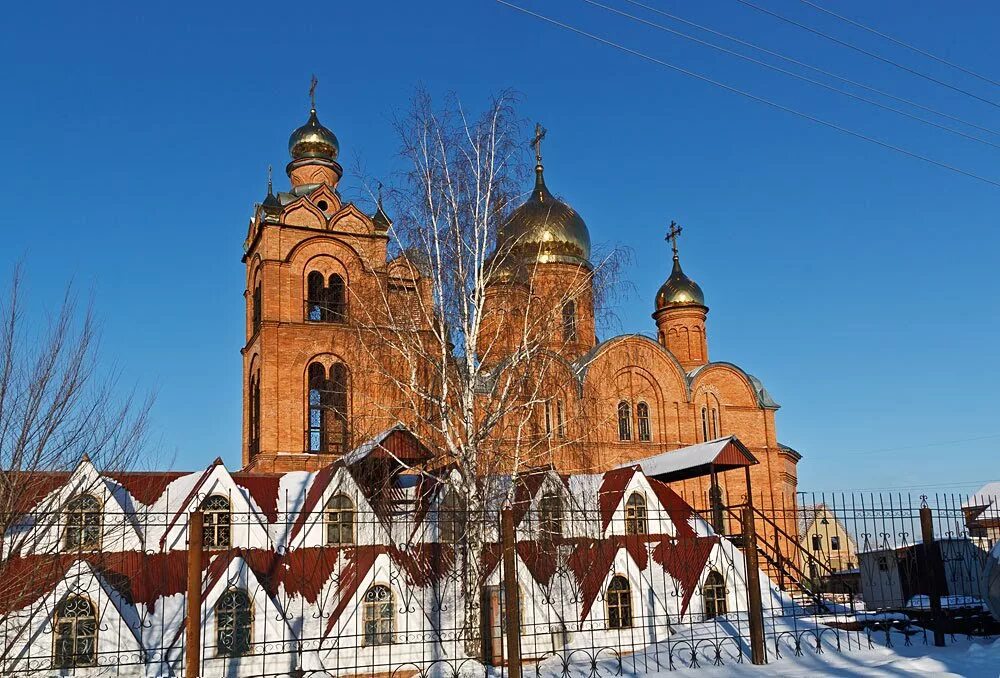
[616,436,758,483]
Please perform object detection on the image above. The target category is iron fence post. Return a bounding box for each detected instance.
[185,510,203,678]
[919,505,946,647]
[741,506,767,665]
[501,505,522,677]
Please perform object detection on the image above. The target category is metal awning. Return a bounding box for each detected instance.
[616,436,758,482]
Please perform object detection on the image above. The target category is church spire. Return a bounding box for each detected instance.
[286,76,343,190]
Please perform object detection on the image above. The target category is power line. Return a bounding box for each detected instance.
[494,1,1000,189]
[797,0,1000,89]
[582,0,1000,150]
[621,0,1000,138]
[732,0,1000,110]
[839,433,1000,456]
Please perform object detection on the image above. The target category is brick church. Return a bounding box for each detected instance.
[240,100,801,516]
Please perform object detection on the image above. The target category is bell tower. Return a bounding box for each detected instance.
[241,84,432,473]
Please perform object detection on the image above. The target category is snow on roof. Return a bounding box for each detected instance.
[615,436,756,481]
[342,425,405,465]
[963,482,1000,509]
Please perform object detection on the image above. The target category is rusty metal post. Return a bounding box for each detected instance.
[919,505,946,647]
[186,510,204,678]
[500,505,522,678]
[709,465,725,535]
[742,506,767,665]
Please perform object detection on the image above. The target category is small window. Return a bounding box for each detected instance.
[215,589,253,657]
[544,401,553,439]
[878,556,889,572]
[251,282,262,334]
[606,576,632,629]
[831,535,841,551]
[636,402,651,442]
[53,595,97,668]
[64,494,102,550]
[202,495,231,549]
[363,585,394,646]
[556,399,566,439]
[307,361,349,454]
[701,407,709,441]
[325,494,354,545]
[811,534,822,552]
[562,300,577,342]
[538,492,563,539]
[438,491,465,544]
[617,401,632,441]
[712,407,720,438]
[248,372,261,456]
[703,571,727,619]
[625,492,647,535]
[305,271,347,323]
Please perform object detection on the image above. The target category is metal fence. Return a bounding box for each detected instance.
[0,487,997,676]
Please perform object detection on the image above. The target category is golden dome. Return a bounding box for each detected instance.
[656,255,705,309]
[289,108,339,161]
[498,166,591,267]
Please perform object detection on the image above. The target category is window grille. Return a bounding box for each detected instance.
[606,576,632,629]
[363,585,394,646]
[215,589,253,657]
[703,571,728,619]
[636,402,651,442]
[53,595,97,668]
[202,495,231,549]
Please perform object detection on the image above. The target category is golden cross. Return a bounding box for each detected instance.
[666,221,683,257]
[309,75,318,111]
[530,122,547,164]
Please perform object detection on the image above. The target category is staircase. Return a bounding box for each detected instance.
[722,504,836,613]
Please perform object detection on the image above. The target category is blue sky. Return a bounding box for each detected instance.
[1,1,997,492]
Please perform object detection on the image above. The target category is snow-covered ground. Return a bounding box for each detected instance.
[526,616,1000,677]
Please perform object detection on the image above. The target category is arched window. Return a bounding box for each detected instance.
[248,372,260,456]
[53,595,97,668]
[543,401,553,439]
[216,589,253,657]
[636,402,651,442]
[363,585,394,646]
[325,494,354,545]
[701,407,709,442]
[712,407,720,438]
[562,300,577,342]
[617,401,632,441]
[327,274,346,321]
[64,494,101,550]
[307,361,349,454]
[703,571,727,619]
[606,576,632,629]
[624,492,647,535]
[202,495,231,549]
[306,271,325,321]
[556,399,566,439]
[538,492,563,539]
[306,271,347,323]
[251,282,262,334]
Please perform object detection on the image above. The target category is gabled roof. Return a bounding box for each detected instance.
[341,425,433,467]
[617,436,757,482]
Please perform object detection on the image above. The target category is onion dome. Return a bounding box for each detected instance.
[372,189,392,231]
[656,255,705,309]
[498,164,591,267]
[288,108,339,161]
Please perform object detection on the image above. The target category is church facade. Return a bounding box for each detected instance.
[240,102,801,520]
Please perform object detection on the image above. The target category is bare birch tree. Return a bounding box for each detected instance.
[0,266,153,624]
[352,89,625,652]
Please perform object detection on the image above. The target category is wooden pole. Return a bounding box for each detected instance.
[500,505,522,678]
[742,506,767,665]
[186,510,204,678]
[919,505,946,647]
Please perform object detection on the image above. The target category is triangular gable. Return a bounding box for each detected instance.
[285,465,390,550]
[159,459,272,551]
[651,536,719,615]
[322,547,383,638]
[4,559,145,670]
[511,467,569,529]
[598,467,638,531]
[9,457,144,557]
[568,540,648,622]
